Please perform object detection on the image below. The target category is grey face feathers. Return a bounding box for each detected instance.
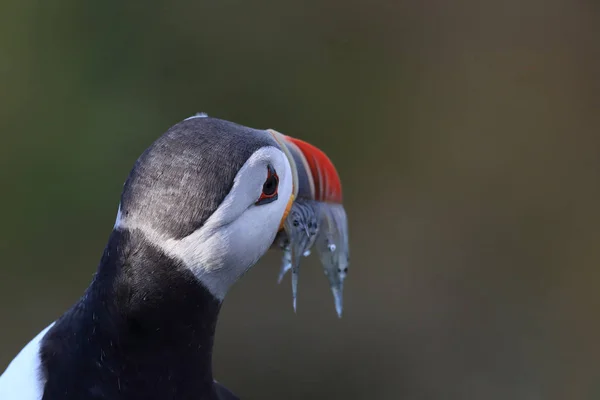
[119,117,275,239]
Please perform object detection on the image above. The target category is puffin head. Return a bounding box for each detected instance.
[114,114,341,300]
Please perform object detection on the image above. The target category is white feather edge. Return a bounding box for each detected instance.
[0,323,55,400]
[184,112,208,120]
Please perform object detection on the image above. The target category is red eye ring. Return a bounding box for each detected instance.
[256,165,279,205]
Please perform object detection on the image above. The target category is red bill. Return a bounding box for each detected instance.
[268,129,343,204]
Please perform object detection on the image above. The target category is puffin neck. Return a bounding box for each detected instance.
[39,229,224,399]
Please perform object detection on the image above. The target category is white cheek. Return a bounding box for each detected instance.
[277,151,294,208]
[192,152,293,297]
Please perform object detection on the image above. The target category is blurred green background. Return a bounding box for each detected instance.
[1,0,599,399]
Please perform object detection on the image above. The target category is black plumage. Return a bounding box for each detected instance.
[40,229,236,400]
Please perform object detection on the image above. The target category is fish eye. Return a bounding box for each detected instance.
[255,165,279,205]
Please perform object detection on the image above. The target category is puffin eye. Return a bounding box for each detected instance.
[256,165,279,205]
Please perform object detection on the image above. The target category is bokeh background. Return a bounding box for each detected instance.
[1,1,599,399]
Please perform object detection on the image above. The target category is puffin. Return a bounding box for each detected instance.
[0,114,344,400]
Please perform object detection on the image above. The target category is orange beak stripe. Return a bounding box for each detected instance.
[279,193,295,230]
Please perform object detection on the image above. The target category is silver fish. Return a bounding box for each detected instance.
[273,201,349,317]
[314,203,349,318]
[279,200,320,311]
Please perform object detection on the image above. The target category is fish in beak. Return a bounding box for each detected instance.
[279,200,319,312]
[269,129,349,317]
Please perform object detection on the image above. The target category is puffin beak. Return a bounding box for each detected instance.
[268,129,343,230]
[268,128,349,317]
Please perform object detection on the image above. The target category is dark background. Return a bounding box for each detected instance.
[1,1,599,399]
